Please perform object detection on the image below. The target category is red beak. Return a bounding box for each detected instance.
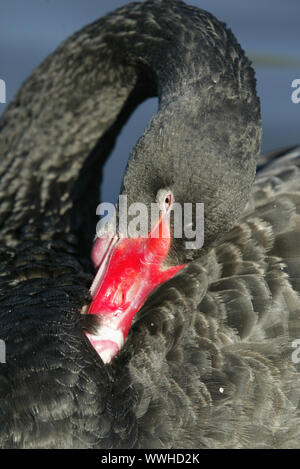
[86,209,186,364]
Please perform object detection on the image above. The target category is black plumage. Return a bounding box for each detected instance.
[0,0,300,448]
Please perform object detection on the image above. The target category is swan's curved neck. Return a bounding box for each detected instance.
[0,26,137,244]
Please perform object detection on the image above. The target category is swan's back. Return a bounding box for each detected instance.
[126,146,300,448]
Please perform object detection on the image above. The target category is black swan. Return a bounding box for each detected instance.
[1,0,300,449]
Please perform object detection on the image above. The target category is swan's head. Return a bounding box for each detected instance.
[84,188,186,364]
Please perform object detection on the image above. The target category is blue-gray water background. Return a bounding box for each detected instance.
[1,0,299,203]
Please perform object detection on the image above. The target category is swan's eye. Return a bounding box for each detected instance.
[156,188,173,211]
[164,194,172,209]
